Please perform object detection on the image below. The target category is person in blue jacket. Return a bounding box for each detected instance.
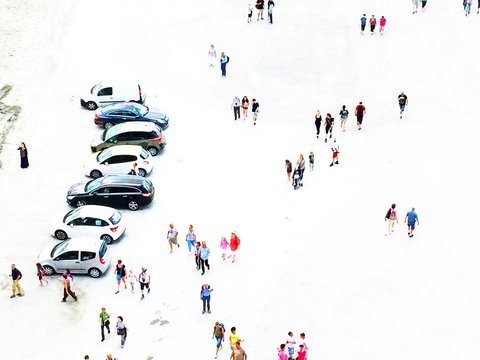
[404,207,419,237]
[220,52,229,77]
[360,14,367,35]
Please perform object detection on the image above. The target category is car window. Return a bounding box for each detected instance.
[106,155,125,164]
[63,208,80,223]
[107,110,123,116]
[108,187,130,194]
[124,155,137,162]
[97,87,113,96]
[122,110,137,117]
[56,251,79,261]
[97,148,113,163]
[140,149,150,159]
[96,187,111,194]
[81,251,96,261]
[99,242,108,257]
[115,133,131,141]
[67,217,84,226]
[85,178,103,193]
[84,217,107,226]
[122,187,142,194]
[110,210,122,225]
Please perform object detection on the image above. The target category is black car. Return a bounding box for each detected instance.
[66,175,154,211]
[94,103,169,130]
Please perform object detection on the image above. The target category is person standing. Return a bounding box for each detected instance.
[116,316,127,348]
[296,154,306,178]
[339,105,349,132]
[138,267,150,300]
[413,0,419,13]
[230,341,247,360]
[241,96,249,120]
[115,259,127,294]
[208,44,217,67]
[360,14,367,35]
[405,207,420,237]
[329,138,339,167]
[10,264,25,298]
[127,269,137,293]
[220,52,229,77]
[231,96,241,120]
[194,241,201,270]
[247,4,253,23]
[36,262,48,286]
[314,110,322,138]
[379,16,386,35]
[213,322,225,358]
[369,15,377,34]
[256,0,264,20]
[398,92,408,118]
[200,241,211,275]
[385,203,399,236]
[200,283,213,314]
[355,102,366,130]
[99,307,111,342]
[298,332,309,352]
[297,345,307,360]
[251,99,259,125]
[285,160,293,181]
[128,162,137,175]
[324,113,334,142]
[309,151,314,171]
[17,142,29,169]
[229,232,240,263]
[61,274,77,302]
[278,344,288,360]
[220,236,229,260]
[286,331,296,359]
[186,224,197,254]
[268,0,274,24]
[167,223,179,253]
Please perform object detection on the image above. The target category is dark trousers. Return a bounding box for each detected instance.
[195,255,200,270]
[221,63,226,76]
[101,320,110,340]
[200,258,210,274]
[63,286,77,301]
[202,295,211,312]
[234,106,240,120]
[370,25,375,32]
[315,123,321,135]
[269,13,273,23]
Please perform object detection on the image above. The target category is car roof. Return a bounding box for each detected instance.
[96,175,152,186]
[106,121,160,134]
[102,103,144,112]
[62,238,105,252]
[98,145,146,157]
[68,205,118,219]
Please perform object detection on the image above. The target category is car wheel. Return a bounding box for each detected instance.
[76,199,87,207]
[88,267,101,278]
[43,265,55,276]
[147,146,158,156]
[54,230,68,240]
[100,234,113,244]
[128,200,139,211]
[104,122,113,129]
[90,170,102,179]
[138,168,147,177]
[86,101,98,110]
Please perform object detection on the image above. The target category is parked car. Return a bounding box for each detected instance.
[37,238,112,278]
[94,103,169,130]
[66,175,155,211]
[84,145,153,179]
[90,122,166,156]
[80,81,146,110]
[52,205,126,244]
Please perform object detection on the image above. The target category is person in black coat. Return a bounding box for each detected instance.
[17,142,29,168]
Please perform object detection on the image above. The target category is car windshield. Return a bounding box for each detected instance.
[99,241,108,257]
[142,179,153,192]
[90,82,102,95]
[85,178,103,192]
[105,124,125,139]
[51,240,69,258]
[131,103,148,116]
[97,148,113,163]
[140,149,150,160]
[63,208,81,224]
[109,210,122,225]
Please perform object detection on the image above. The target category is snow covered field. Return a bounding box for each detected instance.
[0,0,479,359]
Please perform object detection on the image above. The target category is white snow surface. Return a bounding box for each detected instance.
[0,0,480,359]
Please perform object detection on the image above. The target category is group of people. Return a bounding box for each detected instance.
[97,308,128,348]
[315,102,366,139]
[384,204,420,237]
[231,96,260,125]
[113,260,151,300]
[360,15,387,35]
[208,44,230,77]
[278,331,309,360]
[463,0,480,15]
[251,0,275,24]
[412,0,428,14]
[211,324,247,360]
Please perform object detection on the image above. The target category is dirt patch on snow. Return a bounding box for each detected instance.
[0,84,21,168]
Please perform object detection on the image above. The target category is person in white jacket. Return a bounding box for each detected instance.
[208,44,217,67]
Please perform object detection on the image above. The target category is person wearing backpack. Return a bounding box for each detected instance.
[36,262,48,286]
[355,102,366,130]
[220,52,230,77]
[385,203,399,236]
[212,321,225,358]
[116,316,128,348]
[339,105,349,132]
[360,14,367,35]
[200,283,213,314]
[398,92,408,118]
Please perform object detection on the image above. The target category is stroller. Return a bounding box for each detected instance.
[292,168,303,189]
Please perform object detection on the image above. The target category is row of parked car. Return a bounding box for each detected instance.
[36,82,167,278]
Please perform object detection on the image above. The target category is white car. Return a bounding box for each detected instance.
[52,205,126,244]
[84,145,153,179]
[80,81,146,110]
[38,238,112,278]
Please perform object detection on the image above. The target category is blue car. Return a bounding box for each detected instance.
[94,103,169,130]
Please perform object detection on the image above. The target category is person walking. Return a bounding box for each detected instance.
[220,52,230,77]
[297,345,307,360]
[186,224,197,254]
[314,110,322,138]
[232,96,241,120]
[229,231,241,263]
[298,332,309,352]
[61,274,77,302]
[194,241,201,270]
[208,44,217,67]
[477,0,479,14]
[360,14,367,35]
[256,0,264,20]
[99,307,111,342]
[324,113,334,142]
[398,91,408,118]
[285,160,293,181]
[309,151,314,171]
[405,207,420,237]
[127,269,137,293]
[421,0,427,10]
[379,16,386,35]
[116,316,127,348]
[247,4,253,23]
[329,138,339,167]
[339,105,349,132]
[286,331,296,359]
[230,341,247,360]
[138,267,150,300]
[200,241,211,275]
[413,0,419,13]
[17,142,29,168]
[213,322,225,358]
[251,99,259,125]
[278,344,288,360]
[296,154,306,178]
[200,283,213,314]
[241,96,249,120]
[36,262,48,286]
[220,236,229,260]
[167,223,179,253]
[229,327,241,350]
[10,264,25,298]
[385,203,399,236]
[465,0,472,15]
[355,102,366,130]
[369,15,377,34]
[115,259,127,294]
[128,162,137,175]
[268,0,274,24]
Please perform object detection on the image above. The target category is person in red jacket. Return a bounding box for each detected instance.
[379,16,386,35]
[369,15,376,34]
[229,232,241,263]
[355,102,366,130]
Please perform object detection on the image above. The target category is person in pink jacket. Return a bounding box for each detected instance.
[220,236,229,260]
[379,16,386,35]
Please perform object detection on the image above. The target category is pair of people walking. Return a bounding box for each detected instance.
[99,312,126,348]
[384,204,420,237]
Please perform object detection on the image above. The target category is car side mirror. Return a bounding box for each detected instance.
[104,162,109,166]
[114,140,117,143]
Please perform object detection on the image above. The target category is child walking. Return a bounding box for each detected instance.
[309,152,314,171]
[220,236,229,260]
[127,269,137,292]
[36,263,48,286]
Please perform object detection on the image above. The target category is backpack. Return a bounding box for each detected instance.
[385,208,391,219]
[220,323,226,333]
[399,96,406,105]
[225,56,230,64]
[340,109,349,118]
